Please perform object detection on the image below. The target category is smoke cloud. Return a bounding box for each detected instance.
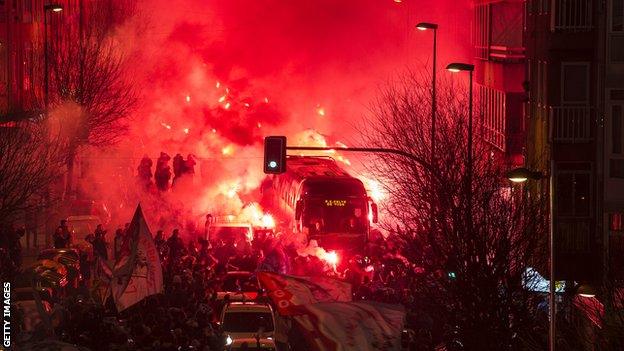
[79,0,472,237]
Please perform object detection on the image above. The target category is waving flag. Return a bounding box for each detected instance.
[111,204,163,311]
[292,301,405,351]
[257,271,351,315]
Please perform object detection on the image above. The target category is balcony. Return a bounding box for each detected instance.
[549,106,592,143]
[556,217,591,253]
[550,0,593,32]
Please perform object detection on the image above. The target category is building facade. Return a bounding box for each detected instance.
[0,0,85,121]
[522,0,624,283]
[473,0,527,166]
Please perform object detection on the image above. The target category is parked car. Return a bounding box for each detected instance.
[12,287,53,332]
[221,302,275,349]
[37,248,82,286]
[66,215,101,253]
[226,337,276,351]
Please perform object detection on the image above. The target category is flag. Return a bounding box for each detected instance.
[111,204,163,311]
[91,257,113,305]
[257,271,351,315]
[291,301,405,351]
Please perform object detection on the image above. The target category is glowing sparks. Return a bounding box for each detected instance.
[336,155,351,166]
[222,145,234,155]
[264,97,269,103]
[160,122,172,130]
[224,102,231,109]
[261,214,275,228]
[211,128,217,133]
[257,122,262,128]
[321,250,339,270]
[185,95,191,103]
[224,183,239,199]
[244,102,250,108]
[183,128,190,134]
[317,107,326,116]
[240,203,276,228]
[216,81,221,88]
[218,95,226,103]
[362,177,386,202]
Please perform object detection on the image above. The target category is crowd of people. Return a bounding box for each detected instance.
[11,217,434,350]
[138,152,197,192]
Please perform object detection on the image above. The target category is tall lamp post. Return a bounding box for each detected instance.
[506,166,556,350]
[43,3,63,107]
[446,62,475,230]
[42,3,62,248]
[416,22,438,164]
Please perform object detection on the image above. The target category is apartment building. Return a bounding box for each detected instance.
[523,0,624,283]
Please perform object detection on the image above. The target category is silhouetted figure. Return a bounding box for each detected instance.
[166,229,185,265]
[93,228,108,260]
[113,228,124,261]
[54,219,72,248]
[172,153,184,185]
[184,154,196,176]
[154,230,165,255]
[155,152,172,191]
[137,155,153,187]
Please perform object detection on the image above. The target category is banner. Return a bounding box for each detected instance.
[291,301,405,351]
[257,271,351,315]
[111,204,163,311]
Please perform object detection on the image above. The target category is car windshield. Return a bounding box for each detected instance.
[222,311,274,333]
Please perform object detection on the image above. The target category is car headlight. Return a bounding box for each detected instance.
[225,335,233,346]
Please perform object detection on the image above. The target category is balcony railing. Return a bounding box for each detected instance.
[549,106,592,143]
[550,0,593,31]
[556,218,591,253]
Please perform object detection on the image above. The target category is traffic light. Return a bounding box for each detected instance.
[264,136,287,174]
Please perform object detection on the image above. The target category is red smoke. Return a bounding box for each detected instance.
[83,0,472,232]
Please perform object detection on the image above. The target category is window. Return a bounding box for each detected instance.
[557,171,591,217]
[612,0,624,32]
[611,213,624,231]
[491,2,524,49]
[611,100,624,178]
[478,84,506,151]
[611,159,624,178]
[474,2,525,61]
[474,4,490,60]
[561,63,589,104]
[614,105,623,154]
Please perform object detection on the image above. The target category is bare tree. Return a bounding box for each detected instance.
[361,71,549,350]
[46,0,138,197]
[0,121,65,227]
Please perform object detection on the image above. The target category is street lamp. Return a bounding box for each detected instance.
[44,4,63,12]
[415,22,438,165]
[43,3,63,107]
[506,167,543,183]
[576,284,597,298]
[447,62,475,231]
[42,3,62,247]
[507,165,556,351]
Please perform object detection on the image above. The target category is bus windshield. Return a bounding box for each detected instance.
[304,198,367,234]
